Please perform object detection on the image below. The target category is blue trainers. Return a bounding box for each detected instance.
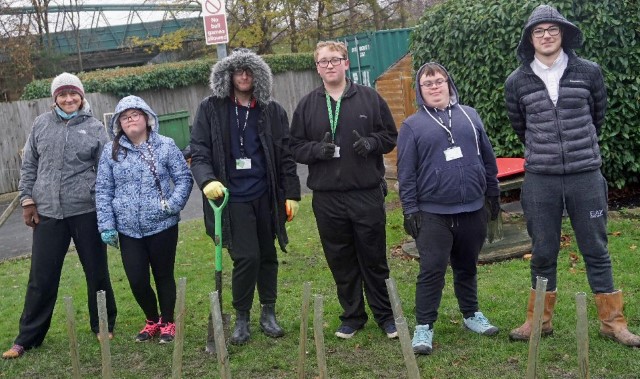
[383,321,398,339]
[463,311,499,336]
[335,325,358,339]
[412,324,433,355]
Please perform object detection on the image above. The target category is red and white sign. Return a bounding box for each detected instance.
[202,0,229,45]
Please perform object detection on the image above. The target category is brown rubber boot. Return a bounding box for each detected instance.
[594,290,640,347]
[509,288,557,341]
[2,344,25,359]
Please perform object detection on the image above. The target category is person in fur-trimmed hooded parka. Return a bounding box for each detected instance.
[505,4,640,347]
[190,49,301,345]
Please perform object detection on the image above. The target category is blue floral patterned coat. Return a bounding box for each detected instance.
[96,96,193,238]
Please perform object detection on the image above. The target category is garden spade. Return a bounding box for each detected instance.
[205,188,230,354]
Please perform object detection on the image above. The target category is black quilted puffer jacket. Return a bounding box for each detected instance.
[504,5,607,175]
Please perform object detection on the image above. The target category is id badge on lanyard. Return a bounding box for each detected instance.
[444,146,463,161]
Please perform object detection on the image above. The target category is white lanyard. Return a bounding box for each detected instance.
[423,103,481,155]
[424,104,454,144]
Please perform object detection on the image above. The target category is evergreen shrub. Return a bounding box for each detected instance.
[411,0,640,187]
[21,52,315,100]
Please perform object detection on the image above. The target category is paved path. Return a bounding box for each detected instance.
[0,164,310,262]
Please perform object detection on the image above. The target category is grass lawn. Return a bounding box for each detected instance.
[1,192,639,378]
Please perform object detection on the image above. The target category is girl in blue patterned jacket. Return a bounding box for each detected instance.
[96,95,193,344]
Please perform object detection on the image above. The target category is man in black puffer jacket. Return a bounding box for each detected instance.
[505,4,640,347]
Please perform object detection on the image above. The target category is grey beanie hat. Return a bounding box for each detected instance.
[51,72,85,98]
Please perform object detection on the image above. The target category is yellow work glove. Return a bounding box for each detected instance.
[203,181,226,200]
[285,199,299,222]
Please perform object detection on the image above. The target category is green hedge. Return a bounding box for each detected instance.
[411,0,640,188]
[21,52,315,101]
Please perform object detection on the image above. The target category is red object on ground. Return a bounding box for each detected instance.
[496,158,525,179]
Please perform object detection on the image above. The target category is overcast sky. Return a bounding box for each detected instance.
[15,0,202,29]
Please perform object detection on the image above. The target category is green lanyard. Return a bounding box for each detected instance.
[325,93,342,142]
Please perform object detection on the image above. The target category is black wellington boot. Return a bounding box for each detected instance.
[260,303,285,338]
[230,310,251,345]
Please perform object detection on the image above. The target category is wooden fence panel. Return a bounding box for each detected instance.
[0,70,322,194]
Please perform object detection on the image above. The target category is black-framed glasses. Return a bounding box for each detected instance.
[233,68,253,77]
[316,57,346,68]
[532,25,561,38]
[419,79,448,89]
[119,112,142,123]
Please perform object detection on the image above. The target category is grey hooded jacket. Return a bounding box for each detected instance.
[19,102,109,219]
[190,49,301,251]
[504,4,607,175]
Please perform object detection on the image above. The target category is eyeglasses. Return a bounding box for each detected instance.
[419,79,448,89]
[119,112,142,123]
[233,68,253,77]
[316,57,346,68]
[532,25,561,38]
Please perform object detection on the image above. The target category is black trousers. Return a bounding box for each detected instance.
[119,224,179,323]
[414,208,487,326]
[312,188,393,329]
[228,192,278,311]
[15,212,117,348]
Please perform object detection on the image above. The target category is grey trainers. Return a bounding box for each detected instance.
[412,324,433,355]
[463,311,499,336]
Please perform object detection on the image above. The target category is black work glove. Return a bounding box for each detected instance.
[486,195,500,220]
[352,130,377,157]
[314,132,336,160]
[403,212,421,239]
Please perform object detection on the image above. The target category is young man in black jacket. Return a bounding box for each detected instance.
[190,49,301,345]
[290,41,398,340]
[505,4,640,347]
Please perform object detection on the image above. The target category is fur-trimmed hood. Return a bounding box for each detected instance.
[209,48,272,106]
[517,4,583,63]
[109,95,159,137]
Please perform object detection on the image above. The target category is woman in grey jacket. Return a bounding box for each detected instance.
[96,96,193,344]
[3,73,117,359]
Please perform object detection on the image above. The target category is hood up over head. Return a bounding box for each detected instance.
[414,62,459,109]
[517,4,582,63]
[109,95,158,137]
[209,48,273,106]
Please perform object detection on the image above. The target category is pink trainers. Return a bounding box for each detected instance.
[136,319,160,342]
[159,322,176,344]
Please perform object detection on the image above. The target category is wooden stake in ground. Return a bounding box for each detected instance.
[297,282,311,379]
[576,292,589,379]
[63,296,81,379]
[97,290,112,379]
[313,295,328,379]
[385,278,420,379]
[210,291,231,379]
[172,277,187,379]
[526,276,548,379]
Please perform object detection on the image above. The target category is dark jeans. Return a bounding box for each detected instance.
[119,224,179,323]
[415,208,487,326]
[312,188,393,329]
[521,170,614,293]
[228,192,278,311]
[15,212,117,348]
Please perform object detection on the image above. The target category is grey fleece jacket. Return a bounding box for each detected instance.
[19,102,109,219]
[505,4,606,175]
